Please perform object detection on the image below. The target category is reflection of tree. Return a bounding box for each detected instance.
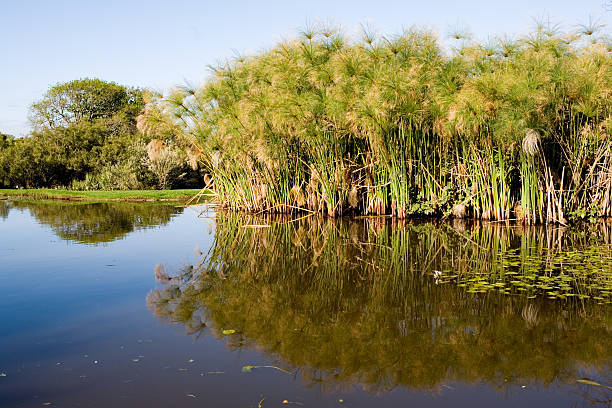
[0,200,8,220]
[148,214,612,394]
[11,201,182,244]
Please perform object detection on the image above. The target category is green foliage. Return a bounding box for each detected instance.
[146,24,612,223]
[71,161,142,191]
[70,140,153,190]
[29,78,143,129]
[0,137,44,187]
[0,79,155,189]
[0,79,204,190]
[0,132,13,149]
[143,143,184,189]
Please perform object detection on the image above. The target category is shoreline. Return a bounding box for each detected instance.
[0,188,208,203]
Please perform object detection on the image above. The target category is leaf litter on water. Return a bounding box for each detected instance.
[242,365,291,374]
[577,378,612,389]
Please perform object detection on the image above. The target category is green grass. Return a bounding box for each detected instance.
[0,188,210,202]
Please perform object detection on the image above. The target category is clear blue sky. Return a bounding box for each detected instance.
[1,0,610,136]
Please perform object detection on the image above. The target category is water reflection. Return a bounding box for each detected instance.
[0,199,8,220]
[148,214,612,395]
[8,200,182,244]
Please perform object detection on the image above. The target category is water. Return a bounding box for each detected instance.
[0,200,610,407]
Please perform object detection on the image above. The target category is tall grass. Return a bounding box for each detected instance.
[140,23,612,223]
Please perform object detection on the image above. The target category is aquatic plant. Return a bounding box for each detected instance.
[140,22,612,223]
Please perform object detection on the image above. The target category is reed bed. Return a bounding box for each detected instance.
[140,23,612,223]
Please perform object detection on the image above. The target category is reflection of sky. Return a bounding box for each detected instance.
[0,202,606,407]
[0,205,214,340]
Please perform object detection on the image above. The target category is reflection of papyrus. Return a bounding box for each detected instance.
[147,213,612,394]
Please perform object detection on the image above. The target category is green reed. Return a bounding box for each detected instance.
[140,24,612,223]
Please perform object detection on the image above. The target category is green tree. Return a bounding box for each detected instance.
[0,133,15,187]
[29,78,143,129]
[0,138,41,187]
[0,132,13,149]
[0,79,154,188]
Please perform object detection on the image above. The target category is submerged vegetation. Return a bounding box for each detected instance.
[148,213,612,392]
[141,22,612,223]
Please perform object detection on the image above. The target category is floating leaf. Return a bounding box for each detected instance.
[242,365,290,374]
[576,378,612,389]
[577,379,600,385]
[222,329,236,335]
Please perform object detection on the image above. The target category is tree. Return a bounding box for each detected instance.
[0,133,15,187]
[0,138,41,187]
[0,79,153,188]
[0,132,14,149]
[29,78,143,130]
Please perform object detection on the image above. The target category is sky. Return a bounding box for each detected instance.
[1,0,610,137]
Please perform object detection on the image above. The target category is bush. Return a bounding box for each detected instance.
[143,141,184,189]
[71,160,142,190]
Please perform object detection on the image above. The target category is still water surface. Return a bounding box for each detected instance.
[0,200,610,407]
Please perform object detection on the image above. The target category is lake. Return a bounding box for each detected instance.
[0,200,610,407]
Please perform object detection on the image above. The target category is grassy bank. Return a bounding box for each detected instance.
[141,23,612,223]
[0,188,207,202]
